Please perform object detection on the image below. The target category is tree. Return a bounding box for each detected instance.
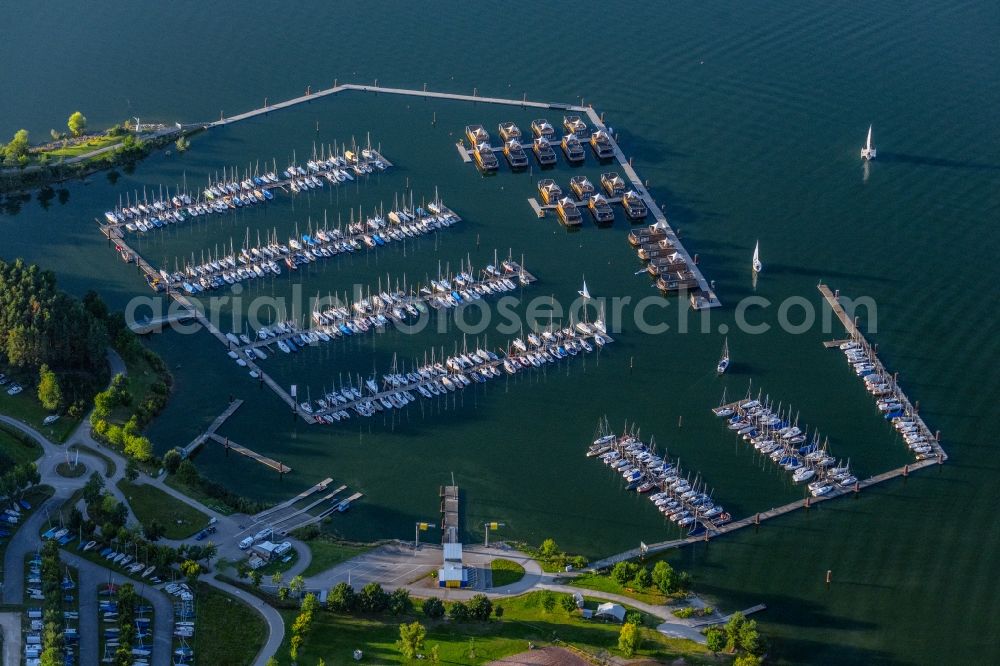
[467,593,492,621]
[68,111,87,137]
[180,559,200,583]
[541,592,556,612]
[277,587,289,601]
[494,604,504,620]
[37,364,62,410]
[422,596,444,619]
[429,645,440,663]
[739,619,763,655]
[706,626,726,652]
[539,538,559,559]
[725,612,747,653]
[125,460,139,482]
[289,574,305,598]
[327,582,355,612]
[734,656,763,666]
[39,646,61,666]
[612,561,638,587]
[448,601,469,621]
[83,473,104,505]
[359,581,389,613]
[270,571,283,587]
[388,588,412,615]
[618,621,640,658]
[397,621,426,659]
[560,594,578,613]
[3,129,30,161]
[651,560,674,594]
[249,570,262,589]
[265,658,278,666]
[289,633,303,661]
[144,519,164,541]
[301,592,319,616]
[163,449,181,474]
[632,566,653,590]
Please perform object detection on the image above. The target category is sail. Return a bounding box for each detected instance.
[578,278,592,300]
[866,125,873,150]
[752,241,762,272]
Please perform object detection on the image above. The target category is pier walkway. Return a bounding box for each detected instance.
[179,399,244,458]
[249,477,333,525]
[209,434,291,474]
[441,485,459,543]
[128,309,196,334]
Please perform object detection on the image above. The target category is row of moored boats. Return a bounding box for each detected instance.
[838,340,938,460]
[295,323,612,423]
[587,426,731,530]
[713,396,857,497]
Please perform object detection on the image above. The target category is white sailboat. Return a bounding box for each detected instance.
[861,125,876,160]
[717,337,730,374]
[578,277,592,299]
[752,241,762,273]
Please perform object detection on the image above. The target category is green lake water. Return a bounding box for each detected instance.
[2,2,998,663]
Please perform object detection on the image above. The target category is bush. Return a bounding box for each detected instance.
[327,583,356,613]
[448,602,469,622]
[467,594,492,621]
[388,588,412,616]
[706,626,726,652]
[358,582,388,613]
[422,597,445,619]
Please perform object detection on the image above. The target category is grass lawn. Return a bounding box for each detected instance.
[0,424,43,467]
[193,582,266,666]
[490,558,525,588]
[271,591,715,665]
[56,461,87,478]
[116,480,209,539]
[107,351,162,425]
[163,475,234,516]
[40,134,122,160]
[567,571,670,606]
[300,539,373,577]
[74,444,116,478]
[0,391,78,443]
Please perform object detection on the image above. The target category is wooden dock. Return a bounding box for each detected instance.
[179,399,244,458]
[249,477,333,524]
[818,283,946,461]
[128,309,196,335]
[456,143,472,163]
[440,485,459,544]
[209,433,291,474]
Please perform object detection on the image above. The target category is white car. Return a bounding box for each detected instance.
[7,384,22,395]
[43,415,60,425]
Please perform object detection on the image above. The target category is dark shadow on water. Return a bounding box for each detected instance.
[879,152,1000,172]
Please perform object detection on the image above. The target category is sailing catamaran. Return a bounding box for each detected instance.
[717,337,730,374]
[578,277,592,299]
[752,241,762,273]
[861,125,877,160]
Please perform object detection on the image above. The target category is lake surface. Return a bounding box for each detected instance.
[2,2,998,663]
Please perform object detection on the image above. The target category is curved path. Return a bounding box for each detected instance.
[205,575,287,666]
